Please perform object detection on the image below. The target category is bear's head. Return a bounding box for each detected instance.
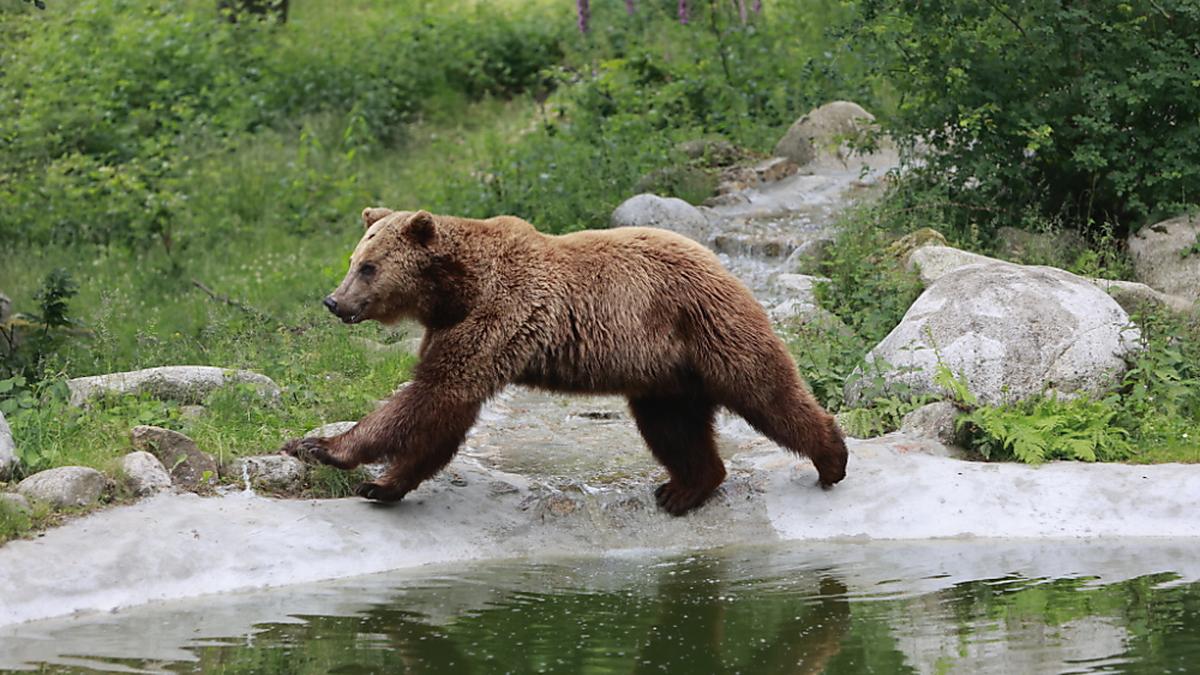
[323,207,452,326]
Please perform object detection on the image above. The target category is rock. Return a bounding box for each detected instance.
[1090,278,1194,315]
[305,421,357,439]
[0,292,11,324]
[887,228,949,262]
[121,451,171,496]
[129,426,218,491]
[68,366,281,407]
[610,193,714,244]
[1128,214,1200,299]
[17,466,107,509]
[230,455,307,492]
[633,166,716,203]
[785,237,834,275]
[995,226,1087,265]
[676,138,743,166]
[0,410,16,479]
[900,402,962,448]
[773,101,878,167]
[905,246,999,285]
[178,405,207,422]
[846,262,1140,406]
[712,158,800,200]
[0,492,31,515]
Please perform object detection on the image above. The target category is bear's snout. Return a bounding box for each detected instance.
[323,295,364,324]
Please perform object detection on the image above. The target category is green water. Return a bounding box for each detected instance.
[6,544,1200,674]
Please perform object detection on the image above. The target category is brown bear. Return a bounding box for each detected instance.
[282,208,847,515]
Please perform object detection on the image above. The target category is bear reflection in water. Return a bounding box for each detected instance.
[282,208,847,515]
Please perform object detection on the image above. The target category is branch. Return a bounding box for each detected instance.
[191,279,279,325]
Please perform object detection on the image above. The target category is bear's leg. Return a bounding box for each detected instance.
[347,392,484,502]
[721,374,847,488]
[629,394,725,516]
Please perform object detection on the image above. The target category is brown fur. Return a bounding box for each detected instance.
[282,208,848,515]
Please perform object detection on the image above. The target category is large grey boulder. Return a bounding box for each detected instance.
[121,451,172,496]
[230,455,307,492]
[906,246,997,285]
[1128,215,1200,299]
[17,466,107,509]
[773,101,880,167]
[0,411,16,479]
[610,194,713,244]
[910,245,1193,313]
[68,366,280,407]
[846,262,1140,406]
[130,425,218,491]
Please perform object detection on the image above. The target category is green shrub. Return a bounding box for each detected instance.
[852,0,1200,234]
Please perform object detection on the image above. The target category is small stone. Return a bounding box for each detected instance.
[0,410,16,479]
[178,405,206,422]
[0,292,11,324]
[676,138,743,166]
[304,421,357,439]
[785,238,834,275]
[230,455,307,492]
[888,228,949,263]
[121,451,172,496]
[543,493,578,517]
[17,466,107,509]
[900,402,962,447]
[130,425,218,491]
[488,479,520,496]
[1,492,31,515]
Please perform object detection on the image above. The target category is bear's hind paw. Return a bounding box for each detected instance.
[354,481,407,503]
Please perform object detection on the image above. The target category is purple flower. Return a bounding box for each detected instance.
[678,0,688,25]
[625,0,635,15]
[576,0,590,33]
[753,0,762,13]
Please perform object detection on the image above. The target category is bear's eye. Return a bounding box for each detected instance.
[358,262,377,278]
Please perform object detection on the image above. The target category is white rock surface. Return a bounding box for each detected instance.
[0,411,16,479]
[68,366,280,407]
[230,455,307,492]
[1128,214,1200,299]
[121,452,171,496]
[16,467,106,509]
[1091,278,1194,314]
[609,193,713,243]
[847,262,1140,406]
[1,435,1199,628]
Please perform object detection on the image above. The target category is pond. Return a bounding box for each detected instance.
[2,540,1198,674]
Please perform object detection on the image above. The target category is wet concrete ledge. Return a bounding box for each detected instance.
[1,433,1198,627]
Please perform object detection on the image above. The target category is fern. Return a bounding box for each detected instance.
[961,397,1131,464]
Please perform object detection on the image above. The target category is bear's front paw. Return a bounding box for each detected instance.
[280,437,338,466]
[354,481,407,503]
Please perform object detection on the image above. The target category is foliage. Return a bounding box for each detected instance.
[1,269,80,381]
[958,396,1133,463]
[0,0,571,250]
[434,0,870,232]
[850,0,1200,237]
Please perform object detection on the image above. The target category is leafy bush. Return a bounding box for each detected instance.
[959,396,1133,463]
[852,0,1200,235]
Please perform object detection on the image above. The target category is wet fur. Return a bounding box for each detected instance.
[282,209,848,515]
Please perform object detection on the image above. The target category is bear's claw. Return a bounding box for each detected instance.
[280,437,338,466]
[654,481,713,517]
[354,481,407,503]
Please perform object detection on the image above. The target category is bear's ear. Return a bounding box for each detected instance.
[402,210,437,247]
[361,207,394,230]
